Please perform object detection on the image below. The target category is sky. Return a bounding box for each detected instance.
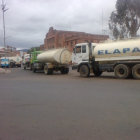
[0,0,117,49]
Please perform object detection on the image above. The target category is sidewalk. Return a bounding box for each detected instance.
[0,68,11,74]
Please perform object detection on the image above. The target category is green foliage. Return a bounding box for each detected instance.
[27,47,40,54]
[109,0,140,39]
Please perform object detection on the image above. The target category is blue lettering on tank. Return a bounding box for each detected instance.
[98,47,140,55]
[113,49,121,54]
[98,50,104,55]
[105,50,112,54]
[123,48,130,53]
[132,47,140,53]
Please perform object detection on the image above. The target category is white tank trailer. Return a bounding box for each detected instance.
[93,39,140,62]
[37,48,71,64]
[5,56,22,68]
[72,38,140,79]
[33,48,71,75]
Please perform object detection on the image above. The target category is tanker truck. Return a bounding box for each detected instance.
[23,54,31,70]
[30,50,43,70]
[33,48,71,75]
[72,38,140,79]
[9,56,22,67]
[0,57,10,68]
[0,56,22,68]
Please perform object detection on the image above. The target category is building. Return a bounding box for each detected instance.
[0,47,7,57]
[0,46,21,57]
[44,27,109,51]
[7,46,16,52]
[40,44,44,50]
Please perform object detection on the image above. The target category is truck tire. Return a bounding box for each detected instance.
[61,68,69,74]
[44,65,53,75]
[79,65,90,77]
[24,66,26,70]
[114,64,131,79]
[132,64,140,79]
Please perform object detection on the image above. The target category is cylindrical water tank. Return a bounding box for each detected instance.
[37,48,72,64]
[93,39,140,61]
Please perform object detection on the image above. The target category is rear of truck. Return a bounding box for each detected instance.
[36,48,71,75]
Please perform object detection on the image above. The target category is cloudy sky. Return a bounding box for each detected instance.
[0,0,117,49]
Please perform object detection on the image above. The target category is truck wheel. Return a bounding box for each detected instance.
[24,66,26,70]
[44,65,53,75]
[114,64,131,79]
[132,64,140,79]
[79,65,90,77]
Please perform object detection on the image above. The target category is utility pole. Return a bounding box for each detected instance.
[1,0,8,49]
[1,0,8,69]
[101,8,103,35]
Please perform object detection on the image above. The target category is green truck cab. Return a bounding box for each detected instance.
[30,50,43,71]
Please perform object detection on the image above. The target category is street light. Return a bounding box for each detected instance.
[1,0,8,68]
[1,0,8,49]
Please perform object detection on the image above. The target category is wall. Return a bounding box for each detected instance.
[44,27,109,51]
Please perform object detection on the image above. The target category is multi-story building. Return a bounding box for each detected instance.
[40,44,44,51]
[44,27,109,51]
[0,46,20,57]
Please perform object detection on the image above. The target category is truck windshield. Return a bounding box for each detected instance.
[1,59,8,62]
[76,46,81,53]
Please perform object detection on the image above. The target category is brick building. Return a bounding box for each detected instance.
[44,27,109,51]
[40,44,44,51]
[0,46,21,57]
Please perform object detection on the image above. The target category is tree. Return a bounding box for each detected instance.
[109,11,128,39]
[109,0,140,39]
[27,46,40,54]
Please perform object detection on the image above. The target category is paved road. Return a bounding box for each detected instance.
[0,68,140,140]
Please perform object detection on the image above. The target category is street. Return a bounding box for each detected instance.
[0,68,140,140]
